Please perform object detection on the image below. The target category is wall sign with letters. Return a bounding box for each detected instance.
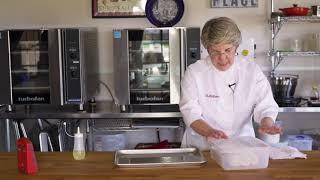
[211,0,258,8]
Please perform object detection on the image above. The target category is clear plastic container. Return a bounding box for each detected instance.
[209,136,270,170]
[287,135,313,151]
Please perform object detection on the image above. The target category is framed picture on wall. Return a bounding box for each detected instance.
[92,0,147,18]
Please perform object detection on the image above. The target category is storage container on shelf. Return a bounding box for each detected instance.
[93,131,127,152]
[209,136,270,170]
[287,135,313,151]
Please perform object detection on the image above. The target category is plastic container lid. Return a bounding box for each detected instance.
[210,136,269,154]
[288,135,313,141]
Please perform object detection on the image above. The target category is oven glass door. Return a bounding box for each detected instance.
[128,29,170,104]
[10,30,50,104]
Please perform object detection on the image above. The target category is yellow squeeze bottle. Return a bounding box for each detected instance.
[73,127,85,160]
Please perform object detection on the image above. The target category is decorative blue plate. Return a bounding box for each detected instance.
[145,0,185,27]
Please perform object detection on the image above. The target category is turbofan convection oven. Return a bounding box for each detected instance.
[0,28,97,110]
[113,27,200,111]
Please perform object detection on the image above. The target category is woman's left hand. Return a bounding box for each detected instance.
[258,117,282,135]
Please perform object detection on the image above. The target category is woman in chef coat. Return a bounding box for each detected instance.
[179,17,281,150]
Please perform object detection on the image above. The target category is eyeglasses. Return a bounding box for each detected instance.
[208,46,236,58]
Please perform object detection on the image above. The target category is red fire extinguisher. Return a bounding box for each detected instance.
[17,137,38,175]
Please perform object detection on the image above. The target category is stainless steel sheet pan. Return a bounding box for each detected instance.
[114,148,206,168]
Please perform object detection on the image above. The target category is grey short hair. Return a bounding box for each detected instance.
[201,17,242,50]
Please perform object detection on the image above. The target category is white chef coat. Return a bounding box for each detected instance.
[179,56,279,150]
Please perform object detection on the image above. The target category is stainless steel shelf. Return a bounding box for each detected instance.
[271,16,320,24]
[0,111,182,119]
[279,107,320,112]
[0,102,182,119]
[269,16,320,70]
[92,119,181,130]
[277,51,320,57]
[270,16,320,40]
[269,50,320,70]
[2,106,320,119]
[269,1,320,111]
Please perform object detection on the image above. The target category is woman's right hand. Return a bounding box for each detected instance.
[190,119,228,139]
[207,128,228,139]
[258,117,282,135]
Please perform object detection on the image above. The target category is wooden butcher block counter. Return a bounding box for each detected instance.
[0,151,320,180]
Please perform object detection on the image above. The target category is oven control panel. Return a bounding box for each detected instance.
[64,29,82,103]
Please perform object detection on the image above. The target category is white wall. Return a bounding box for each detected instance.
[0,0,274,100]
[0,0,320,133]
